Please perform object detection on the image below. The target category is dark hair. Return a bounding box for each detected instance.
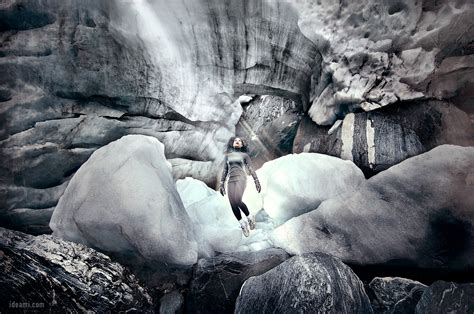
[225,136,249,153]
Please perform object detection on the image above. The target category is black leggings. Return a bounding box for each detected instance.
[227,179,250,220]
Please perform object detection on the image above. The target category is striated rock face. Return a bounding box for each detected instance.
[50,135,199,266]
[270,145,474,270]
[294,101,474,175]
[415,281,474,314]
[293,0,474,125]
[235,253,373,314]
[0,227,153,312]
[367,277,427,314]
[187,249,289,314]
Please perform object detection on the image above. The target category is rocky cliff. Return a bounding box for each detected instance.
[0,0,320,232]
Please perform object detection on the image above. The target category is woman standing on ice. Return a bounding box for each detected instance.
[219,137,261,237]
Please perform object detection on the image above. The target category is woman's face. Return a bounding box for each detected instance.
[233,138,243,148]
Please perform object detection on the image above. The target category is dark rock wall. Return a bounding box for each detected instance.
[294,101,474,176]
[236,95,303,169]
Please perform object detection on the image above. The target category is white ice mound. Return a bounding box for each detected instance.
[247,153,366,225]
[50,135,199,266]
[176,177,244,253]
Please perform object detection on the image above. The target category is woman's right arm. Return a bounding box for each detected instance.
[219,155,228,195]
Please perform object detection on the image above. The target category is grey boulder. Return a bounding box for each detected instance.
[0,227,153,312]
[271,145,474,270]
[235,252,373,313]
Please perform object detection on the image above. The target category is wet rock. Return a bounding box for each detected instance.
[235,252,373,313]
[187,249,289,314]
[415,281,474,314]
[367,277,427,313]
[0,227,153,312]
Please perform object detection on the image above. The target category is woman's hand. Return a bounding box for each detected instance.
[255,179,261,193]
[220,184,226,196]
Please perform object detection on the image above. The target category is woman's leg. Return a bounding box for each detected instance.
[227,181,243,220]
[238,201,250,217]
[227,178,252,235]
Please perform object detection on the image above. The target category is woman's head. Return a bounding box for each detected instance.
[226,136,248,152]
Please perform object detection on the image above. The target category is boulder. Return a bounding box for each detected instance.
[50,135,199,266]
[415,281,474,314]
[235,253,373,313]
[0,227,153,312]
[187,249,289,313]
[271,145,474,269]
[367,277,427,313]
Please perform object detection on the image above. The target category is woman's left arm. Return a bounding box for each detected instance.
[244,154,261,193]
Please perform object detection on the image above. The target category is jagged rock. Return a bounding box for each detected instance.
[367,277,427,313]
[0,227,153,312]
[271,145,474,269]
[243,152,366,225]
[415,281,474,313]
[391,286,426,314]
[293,0,474,124]
[187,249,289,314]
[235,253,373,313]
[50,135,199,266]
[235,95,304,169]
[294,101,474,175]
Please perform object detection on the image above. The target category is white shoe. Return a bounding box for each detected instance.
[247,214,256,230]
[240,219,250,237]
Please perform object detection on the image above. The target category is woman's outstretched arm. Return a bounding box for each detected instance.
[219,155,228,195]
[244,154,261,193]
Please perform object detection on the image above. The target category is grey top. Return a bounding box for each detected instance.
[221,149,258,183]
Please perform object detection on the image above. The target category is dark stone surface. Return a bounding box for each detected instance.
[0,227,154,312]
[235,252,373,314]
[415,281,474,314]
[236,95,304,170]
[186,248,289,314]
[294,101,474,176]
[293,115,342,157]
[366,277,427,313]
[391,285,426,314]
[0,1,56,31]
